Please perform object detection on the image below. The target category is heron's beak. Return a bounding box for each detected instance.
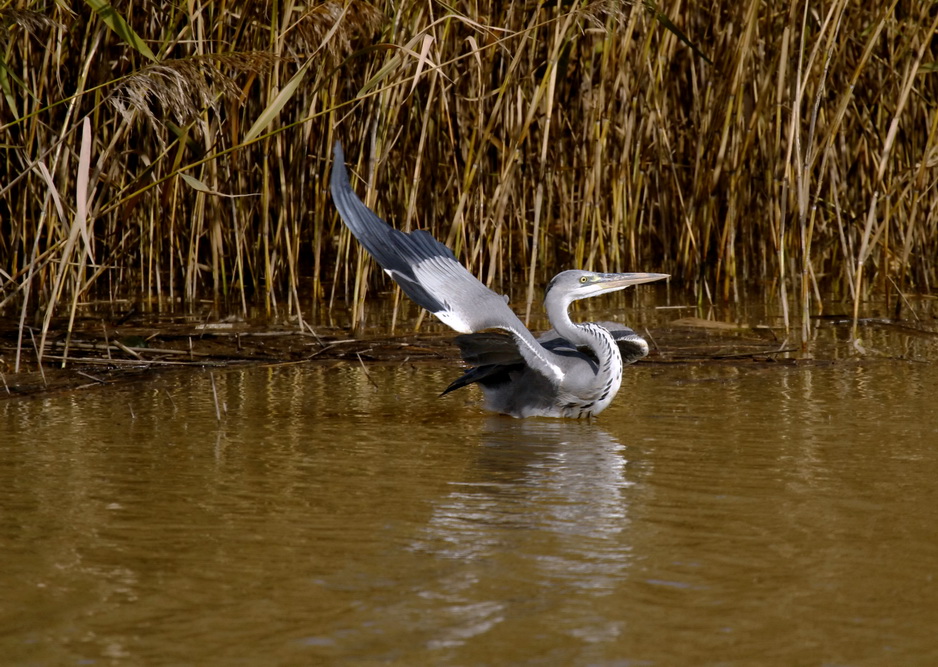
[597,272,669,291]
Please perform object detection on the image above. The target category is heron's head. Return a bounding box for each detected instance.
[545,270,669,303]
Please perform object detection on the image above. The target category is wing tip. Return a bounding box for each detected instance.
[330,140,349,194]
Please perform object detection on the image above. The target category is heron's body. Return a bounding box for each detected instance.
[446,321,646,418]
[330,142,668,418]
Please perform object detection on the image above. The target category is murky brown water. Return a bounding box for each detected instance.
[3,354,938,664]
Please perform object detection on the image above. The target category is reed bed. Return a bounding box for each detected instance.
[1,0,937,368]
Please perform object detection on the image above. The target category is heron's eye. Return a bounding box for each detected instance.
[579,276,589,284]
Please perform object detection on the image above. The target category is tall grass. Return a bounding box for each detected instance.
[1,0,936,366]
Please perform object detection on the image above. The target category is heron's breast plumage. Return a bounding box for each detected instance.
[553,323,624,418]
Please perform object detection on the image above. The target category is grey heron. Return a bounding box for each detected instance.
[330,141,668,418]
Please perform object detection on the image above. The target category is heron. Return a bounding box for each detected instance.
[330,141,668,418]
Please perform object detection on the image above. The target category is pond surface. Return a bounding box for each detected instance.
[3,355,938,664]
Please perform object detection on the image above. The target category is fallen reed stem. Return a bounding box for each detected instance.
[210,372,223,422]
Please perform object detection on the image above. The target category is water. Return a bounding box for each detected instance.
[3,356,938,664]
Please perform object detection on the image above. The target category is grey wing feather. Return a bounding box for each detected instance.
[442,329,593,397]
[452,332,522,366]
[330,142,517,334]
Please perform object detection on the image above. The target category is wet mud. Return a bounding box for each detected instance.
[3,308,934,399]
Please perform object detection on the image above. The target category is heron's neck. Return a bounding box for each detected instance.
[544,291,624,413]
[546,294,609,351]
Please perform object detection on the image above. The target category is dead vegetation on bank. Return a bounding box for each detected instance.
[1,0,937,376]
[3,310,936,399]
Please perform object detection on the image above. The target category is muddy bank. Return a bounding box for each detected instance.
[1,312,934,399]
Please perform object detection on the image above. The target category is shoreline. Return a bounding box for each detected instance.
[5,317,930,399]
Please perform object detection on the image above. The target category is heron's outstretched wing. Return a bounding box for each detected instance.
[331,142,517,335]
[441,330,589,396]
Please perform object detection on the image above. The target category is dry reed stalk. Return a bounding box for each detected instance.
[1,0,936,357]
[850,5,938,340]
